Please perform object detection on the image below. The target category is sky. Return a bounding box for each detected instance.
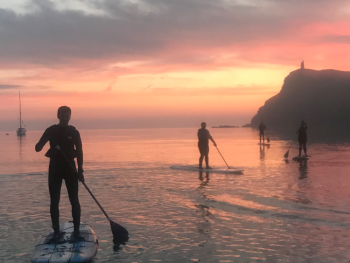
[1,0,350,130]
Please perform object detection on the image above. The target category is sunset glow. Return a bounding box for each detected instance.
[1,0,350,129]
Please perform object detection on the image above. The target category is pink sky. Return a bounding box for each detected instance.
[1,0,350,130]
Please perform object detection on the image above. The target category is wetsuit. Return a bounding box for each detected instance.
[198,128,213,168]
[36,125,83,233]
[259,124,266,142]
[297,125,307,155]
[198,128,210,155]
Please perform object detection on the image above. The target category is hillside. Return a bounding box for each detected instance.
[250,68,350,141]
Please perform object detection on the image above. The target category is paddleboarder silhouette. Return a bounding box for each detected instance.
[259,122,266,144]
[198,122,216,169]
[35,106,85,242]
[297,121,308,156]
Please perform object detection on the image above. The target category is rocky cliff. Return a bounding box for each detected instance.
[250,68,350,141]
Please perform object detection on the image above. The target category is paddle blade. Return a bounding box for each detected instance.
[110,220,129,244]
[284,150,289,158]
[267,137,270,143]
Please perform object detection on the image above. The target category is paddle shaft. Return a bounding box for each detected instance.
[55,145,111,221]
[215,146,230,169]
[284,141,293,158]
[265,131,270,142]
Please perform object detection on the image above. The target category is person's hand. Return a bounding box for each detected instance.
[77,170,85,183]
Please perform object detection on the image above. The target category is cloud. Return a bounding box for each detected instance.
[0,84,22,89]
[0,0,349,70]
[145,86,276,96]
[320,34,350,44]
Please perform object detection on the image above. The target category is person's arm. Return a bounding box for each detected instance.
[74,130,84,182]
[210,137,217,146]
[35,129,50,152]
[208,131,217,146]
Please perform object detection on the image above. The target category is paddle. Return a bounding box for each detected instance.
[54,145,129,243]
[284,141,293,158]
[215,145,231,169]
[265,131,270,143]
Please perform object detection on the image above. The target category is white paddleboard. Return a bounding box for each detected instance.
[31,222,98,263]
[292,155,310,161]
[170,165,243,174]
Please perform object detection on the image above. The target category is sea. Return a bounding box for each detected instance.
[2,128,350,263]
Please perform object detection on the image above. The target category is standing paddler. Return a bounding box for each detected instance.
[198,122,217,169]
[35,106,85,242]
[297,121,308,156]
[259,122,266,144]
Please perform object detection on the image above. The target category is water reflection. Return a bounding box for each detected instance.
[112,239,123,253]
[298,160,308,180]
[18,136,24,159]
[198,171,210,188]
[196,171,211,238]
[259,145,265,160]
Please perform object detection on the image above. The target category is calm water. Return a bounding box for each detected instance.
[2,128,350,263]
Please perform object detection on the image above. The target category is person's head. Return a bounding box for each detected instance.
[301,120,305,126]
[201,122,206,128]
[57,106,71,126]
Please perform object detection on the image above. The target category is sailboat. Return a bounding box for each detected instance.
[16,91,26,136]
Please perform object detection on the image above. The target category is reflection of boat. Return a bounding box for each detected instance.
[212,125,239,128]
[16,91,26,136]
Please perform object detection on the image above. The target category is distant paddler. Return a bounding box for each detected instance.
[259,122,266,144]
[198,122,217,169]
[297,121,308,156]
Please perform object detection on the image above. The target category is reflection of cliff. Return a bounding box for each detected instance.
[251,69,350,141]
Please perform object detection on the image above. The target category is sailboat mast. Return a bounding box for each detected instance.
[19,91,22,129]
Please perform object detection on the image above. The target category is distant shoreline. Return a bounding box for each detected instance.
[212,125,240,128]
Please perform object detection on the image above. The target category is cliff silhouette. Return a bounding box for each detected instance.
[251,68,350,141]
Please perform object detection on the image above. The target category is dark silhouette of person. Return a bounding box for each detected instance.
[259,122,266,144]
[198,122,216,169]
[297,121,308,156]
[35,106,84,241]
[301,60,304,69]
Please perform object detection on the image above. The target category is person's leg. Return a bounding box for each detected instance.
[263,132,265,144]
[64,162,81,237]
[259,133,262,143]
[303,142,307,155]
[205,147,210,168]
[298,141,302,156]
[48,162,63,235]
[199,143,204,168]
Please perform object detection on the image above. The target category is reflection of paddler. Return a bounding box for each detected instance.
[198,122,216,169]
[297,121,308,156]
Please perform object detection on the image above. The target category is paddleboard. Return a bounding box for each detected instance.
[170,165,243,174]
[292,155,310,161]
[258,143,270,146]
[31,222,98,263]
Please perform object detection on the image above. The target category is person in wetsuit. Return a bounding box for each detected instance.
[35,106,84,241]
[259,122,266,144]
[297,121,308,156]
[198,122,216,169]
